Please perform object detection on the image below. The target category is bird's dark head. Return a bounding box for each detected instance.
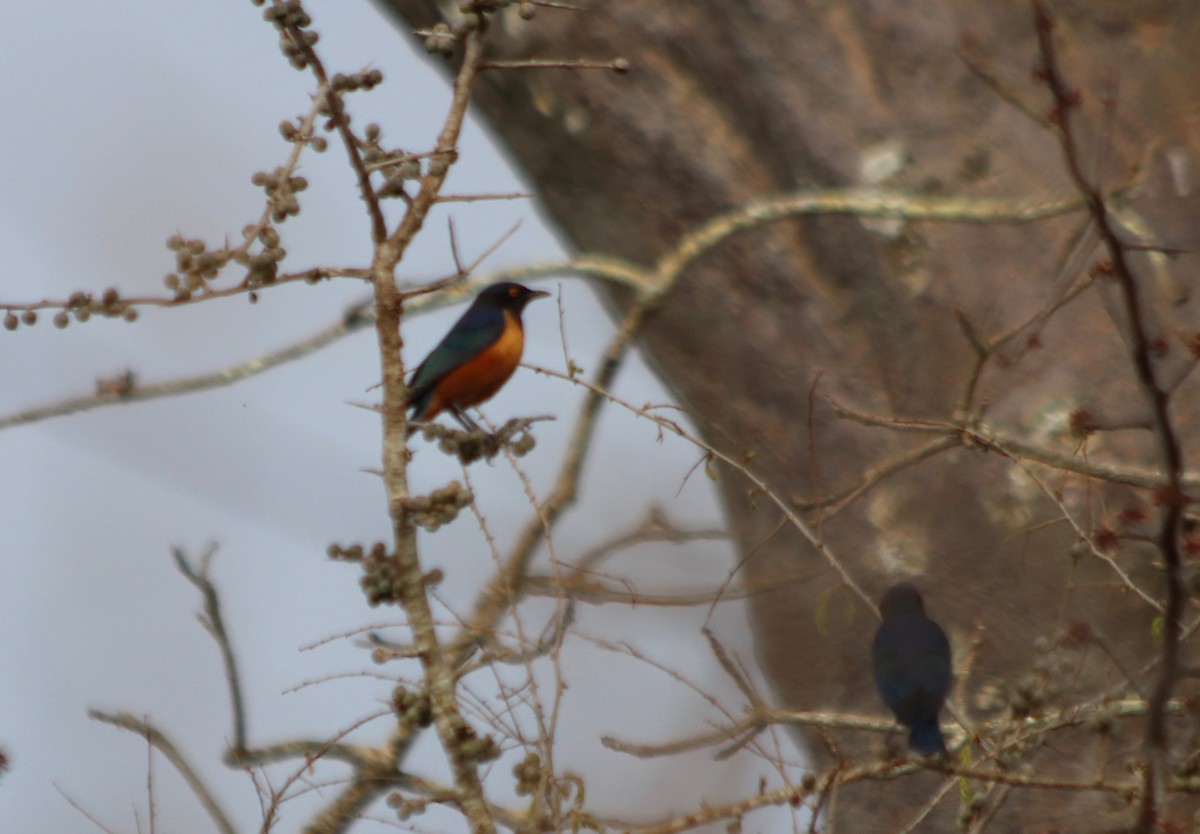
[476,282,550,312]
[879,582,927,619]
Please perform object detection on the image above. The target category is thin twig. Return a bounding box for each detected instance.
[54,784,123,834]
[0,267,367,317]
[0,298,374,432]
[89,711,238,834]
[528,363,878,614]
[444,294,657,669]
[1031,6,1187,827]
[479,57,630,73]
[826,398,1200,493]
[283,17,386,243]
[172,546,247,752]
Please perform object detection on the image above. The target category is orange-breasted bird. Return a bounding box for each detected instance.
[406,282,549,432]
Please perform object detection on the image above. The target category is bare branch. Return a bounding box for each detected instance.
[0,298,374,433]
[89,711,238,834]
[172,546,248,752]
[366,18,497,833]
[1030,5,1188,826]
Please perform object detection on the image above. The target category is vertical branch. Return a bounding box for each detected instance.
[286,1,498,828]
[171,547,248,753]
[366,23,497,834]
[1032,4,1186,829]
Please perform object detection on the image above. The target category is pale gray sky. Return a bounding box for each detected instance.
[0,2,799,831]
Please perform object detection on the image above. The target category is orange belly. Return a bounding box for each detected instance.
[424,312,525,417]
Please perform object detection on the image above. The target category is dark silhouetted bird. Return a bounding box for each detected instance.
[406,282,549,432]
[871,582,952,756]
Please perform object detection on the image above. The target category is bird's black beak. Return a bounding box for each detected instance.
[528,289,551,300]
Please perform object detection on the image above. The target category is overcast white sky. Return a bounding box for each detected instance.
[0,2,803,831]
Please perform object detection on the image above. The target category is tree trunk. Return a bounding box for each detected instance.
[375,1,1200,829]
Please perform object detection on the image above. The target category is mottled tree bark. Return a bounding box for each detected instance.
[375,1,1200,829]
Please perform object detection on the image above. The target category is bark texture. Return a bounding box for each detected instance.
[375,1,1200,829]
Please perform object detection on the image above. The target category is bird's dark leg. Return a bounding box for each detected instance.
[449,406,482,433]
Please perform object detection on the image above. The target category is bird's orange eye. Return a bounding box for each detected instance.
[509,287,519,297]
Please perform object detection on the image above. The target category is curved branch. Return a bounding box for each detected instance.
[89,710,238,834]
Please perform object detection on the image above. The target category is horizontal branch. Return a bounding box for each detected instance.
[0,299,375,432]
[1,180,1095,438]
[828,398,1200,492]
[226,739,379,770]
[652,187,1090,294]
[522,564,818,609]
[0,267,368,317]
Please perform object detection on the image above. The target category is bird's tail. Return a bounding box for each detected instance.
[908,719,946,756]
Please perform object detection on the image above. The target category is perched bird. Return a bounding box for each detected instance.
[871,582,952,756]
[406,282,549,432]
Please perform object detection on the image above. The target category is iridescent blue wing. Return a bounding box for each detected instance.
[406,304,505,415]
